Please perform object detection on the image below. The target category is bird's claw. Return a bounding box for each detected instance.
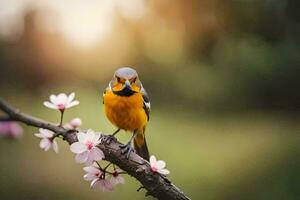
[120,143,135,159]
[103,135,117,145]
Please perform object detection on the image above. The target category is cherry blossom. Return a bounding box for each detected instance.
[83,166,102,181]
[70,118,82,128]
[34,128,58,153]
[70,129,104,165]
[83,166,114,191]
[92,177,114,191]
[149,155,170,175]
[0,122,23,139]
[110,169,125,186]
[43,92,79,111]
[64,118,82,129]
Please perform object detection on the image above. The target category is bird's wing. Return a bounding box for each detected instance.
[141,86,150,121]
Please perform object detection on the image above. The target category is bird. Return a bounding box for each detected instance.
[103,67,150,160]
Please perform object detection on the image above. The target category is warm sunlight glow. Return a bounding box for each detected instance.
[0,0,147,48]
[48,0,115,48]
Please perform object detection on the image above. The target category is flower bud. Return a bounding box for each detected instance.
[0,122,23,139]
[70,118,82,128]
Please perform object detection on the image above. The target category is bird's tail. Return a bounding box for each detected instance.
[134,130,149,161]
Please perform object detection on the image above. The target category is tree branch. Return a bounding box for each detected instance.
[0,99,191,200]
[0,116,14,121]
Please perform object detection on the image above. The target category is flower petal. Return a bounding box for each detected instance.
[34,133,45,138]
[111,176,125,185]
[57,93,68,104]
[95,179,113,191]
[86,129,95,142]
[83,166,101,174]
[84,173,98,181]
[66,100,79,108]
[75,151,89,163]
[39,129,54,138]
[67,92,75,103]
[52,140,59,153]
[90,148,105,161]
[117,176,125,184]
[158,169,170,175]
[93,132,101,143]
[44,143,52,151]
[50,94,57,104]
[70,142,87,154]
[70,142,87,153]
[77,132,87,143]
[43,101,57,109]
[101,179,113,191]
[40,138,51,150]
[90,178,100,189]
[149,155,156,166]
[156,160,166,169]
[85,154,95,166]
[110,177,117,186]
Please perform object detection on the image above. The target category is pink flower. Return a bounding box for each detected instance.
[83,166,102,181]
[0,122,23,139]
[110,169,125,186]
[70,129,104,165]
[149,155,170,175]
[70,118,82,128]
[34,128,58,153]
[43,92,79,111]
[83,166,114,191]
[92,177,114,192]
[64,118,82,129]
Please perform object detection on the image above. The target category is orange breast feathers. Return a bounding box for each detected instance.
[103,86,148,132]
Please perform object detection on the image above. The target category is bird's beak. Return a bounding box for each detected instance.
[124,80,132,90]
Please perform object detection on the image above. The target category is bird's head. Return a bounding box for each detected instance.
[109,67,142,96]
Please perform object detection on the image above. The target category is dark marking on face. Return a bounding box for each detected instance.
[113,85,136,97]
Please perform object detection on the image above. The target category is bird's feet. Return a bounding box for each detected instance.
[120,142,135,159]
[103,128,120,145]
[103,134,117,145]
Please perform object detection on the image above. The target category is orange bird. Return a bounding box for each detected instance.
[103,67,150,160]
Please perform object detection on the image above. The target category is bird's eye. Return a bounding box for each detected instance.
[116,77,121,82]
[131,78,137,83]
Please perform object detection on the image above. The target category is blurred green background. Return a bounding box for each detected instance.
[0,0,299,199]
